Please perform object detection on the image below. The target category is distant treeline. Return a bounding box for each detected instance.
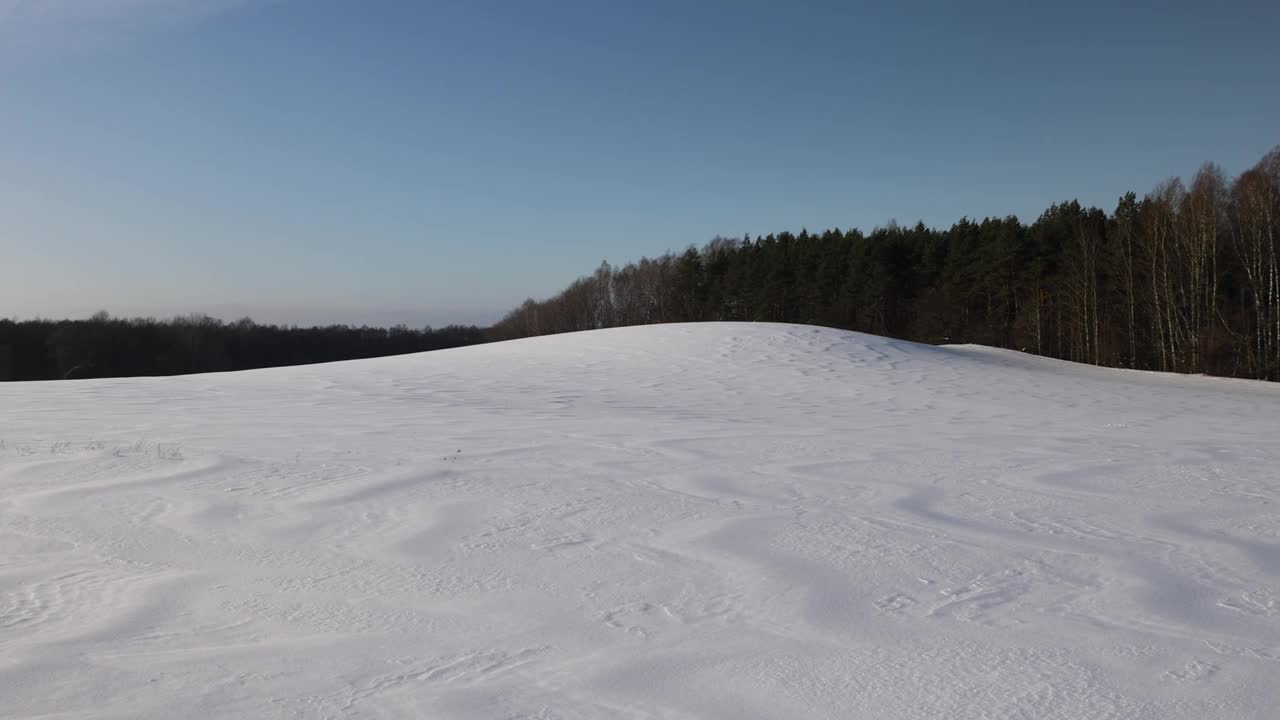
[0,313,486,381]
[494,146,1280,381]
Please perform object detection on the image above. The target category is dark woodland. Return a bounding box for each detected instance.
[494,147,1280,382]
[0,314,484,381]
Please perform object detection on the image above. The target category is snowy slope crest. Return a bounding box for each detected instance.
[1,323,1278,719]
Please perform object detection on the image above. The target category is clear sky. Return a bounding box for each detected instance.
[1,0,1277,327]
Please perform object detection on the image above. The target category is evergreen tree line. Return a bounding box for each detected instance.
[0,313,485,381]
[493,147,1280,381]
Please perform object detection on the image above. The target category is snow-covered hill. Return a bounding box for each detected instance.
[2,323,1278,719]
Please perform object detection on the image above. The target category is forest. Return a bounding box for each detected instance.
[0,313,485,381]
[6,146,1277,382]
[493,146,1280,382]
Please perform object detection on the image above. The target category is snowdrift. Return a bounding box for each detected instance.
[1,323,1278,718]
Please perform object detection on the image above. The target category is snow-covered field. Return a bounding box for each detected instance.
[1,323,1278,719]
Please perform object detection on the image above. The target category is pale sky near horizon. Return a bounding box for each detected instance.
[1,0,1277,328]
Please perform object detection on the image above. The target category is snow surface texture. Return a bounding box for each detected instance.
[2,323,1279,719]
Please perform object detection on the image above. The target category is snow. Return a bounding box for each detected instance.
[1,322,1278,719]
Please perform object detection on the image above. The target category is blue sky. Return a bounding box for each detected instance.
[1,0,1277,327]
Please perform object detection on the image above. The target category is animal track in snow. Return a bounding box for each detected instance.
[531,533,593,551]
[336,646,550,712]
[1161,659,1219,682]
[1219,589,1278,616]
[929,569,1032,625]
[875,593,917,613]
[599,602,678,638]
